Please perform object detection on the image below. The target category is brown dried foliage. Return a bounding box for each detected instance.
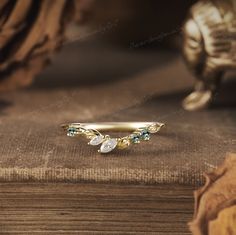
[189,153,236,235]
[0,0,75,91]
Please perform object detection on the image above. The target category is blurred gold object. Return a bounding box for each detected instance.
[182,0,236,111]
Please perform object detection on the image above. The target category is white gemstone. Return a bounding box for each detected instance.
[89,135,104,146]
[100,139,117,153]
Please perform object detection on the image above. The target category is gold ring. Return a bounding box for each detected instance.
[61,122,165,154]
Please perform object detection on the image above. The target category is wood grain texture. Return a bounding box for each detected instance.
[0,183,194,234]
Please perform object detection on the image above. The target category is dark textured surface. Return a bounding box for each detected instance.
[0,41,235,185]
[0,183,194,234]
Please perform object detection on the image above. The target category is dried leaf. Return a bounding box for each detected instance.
[189,153,236,235]
[209,205,236,235]
[0,0,74,91]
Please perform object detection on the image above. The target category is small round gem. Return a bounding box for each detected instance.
[67,127,78,137]
[140,129,151,141]
[130,134,141,144]
[143,133,150,141]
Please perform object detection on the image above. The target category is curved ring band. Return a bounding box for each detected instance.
[61,122,165,154]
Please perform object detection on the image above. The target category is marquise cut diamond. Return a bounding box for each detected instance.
[89,135,104,146]
[100,139,117,153]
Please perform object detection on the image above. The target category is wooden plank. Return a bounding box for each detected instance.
[0,183,194,234]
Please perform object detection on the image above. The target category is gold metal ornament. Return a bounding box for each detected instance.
[182,0,236,111]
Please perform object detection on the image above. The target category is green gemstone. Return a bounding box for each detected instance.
[130,134,140,144]
[67,127,78,137]
[140,129,151,141]
[143,133,150,141]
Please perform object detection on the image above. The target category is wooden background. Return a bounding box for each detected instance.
[0,183,194,234]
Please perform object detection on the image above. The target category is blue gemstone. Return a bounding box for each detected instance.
[143,133,150,141]
[67,127,78,137]
[130,134,140,144]
[140,129,148,135]
[140,129,150,141]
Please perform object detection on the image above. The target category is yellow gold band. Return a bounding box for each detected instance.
[62,122,163,132]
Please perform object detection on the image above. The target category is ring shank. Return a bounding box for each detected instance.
[62,122,161,132]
